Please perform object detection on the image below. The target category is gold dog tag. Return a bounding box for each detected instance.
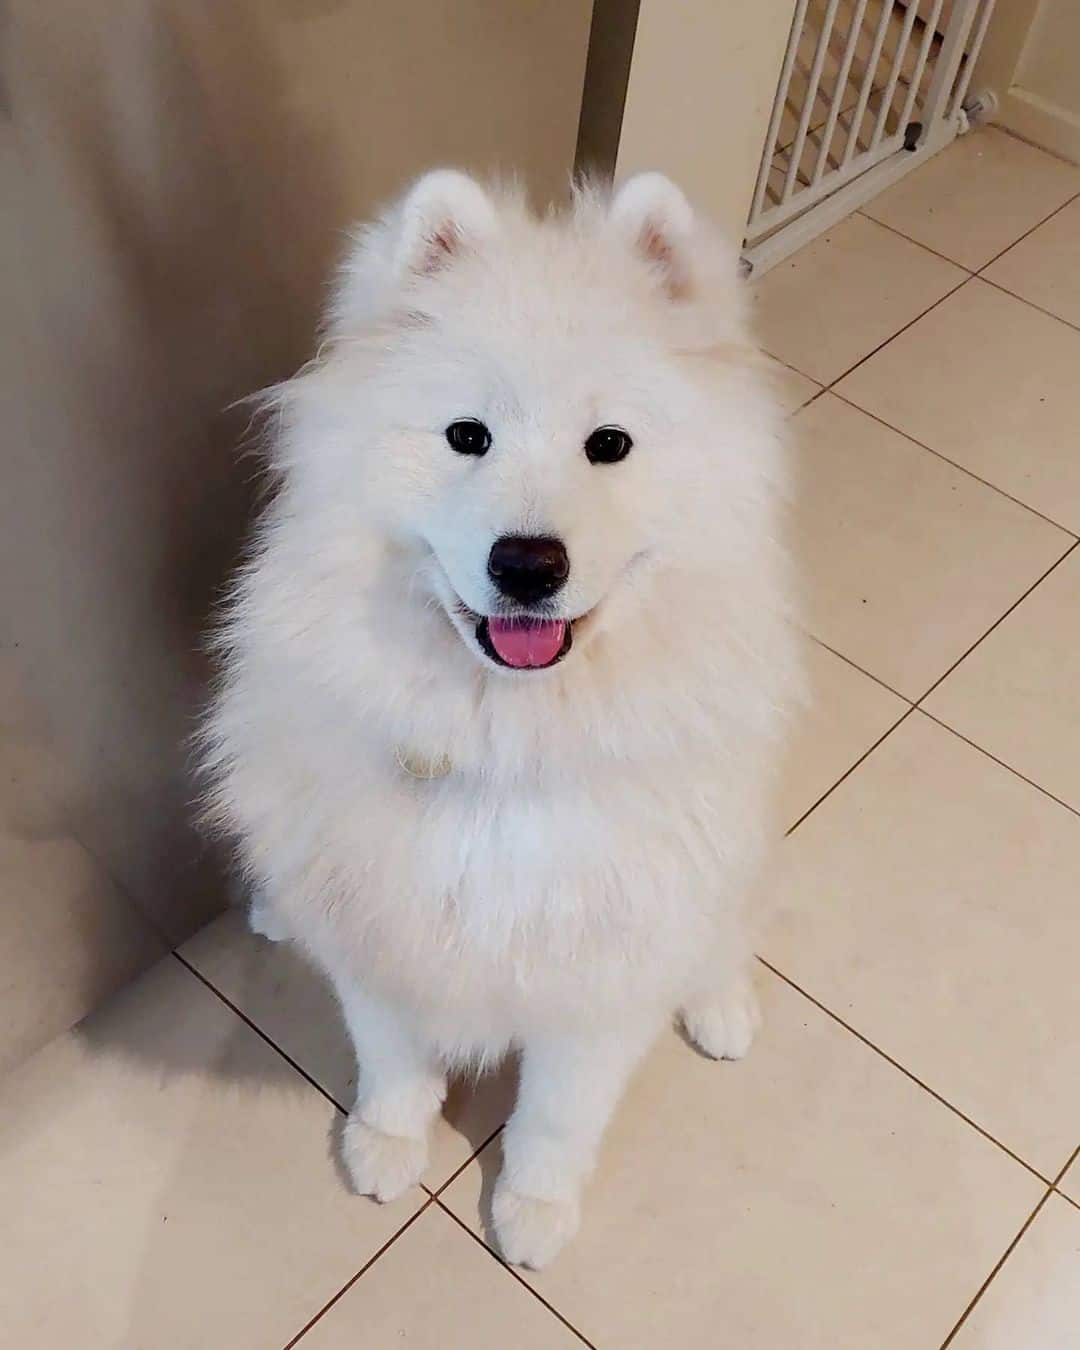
[395,747,453,781]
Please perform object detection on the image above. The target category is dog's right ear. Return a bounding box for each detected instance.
[390,170,498,280]
[328,171,497,337]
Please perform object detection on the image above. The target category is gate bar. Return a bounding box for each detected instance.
[750,0,812,222]
[782,0,841,203]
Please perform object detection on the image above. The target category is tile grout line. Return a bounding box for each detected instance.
[918,709,1080,823]
[176,947,538,1345]
[786,706,915,836]
[1050,1142,1080,1212]
[855,209,977,273]
[281,1196,436,1349]
[430,1123,505,1197]
[784,215,1080,834]
[827,390,1080,538]
[861,177,1080,283]
[1053,1143,1080,1184]
[938,1141,1080,1347]
[171,951,349,1116]
[792,383,830,414]
[1051,1144,1080,1190]
[972,188,1080,275]
[937,1187,1054,1349]
[182,924,1075,1343]
[765,163,1080,1342]
[861,184,1080,307]
[793,389,823,414]
[816,272,973,393]
[433,1198,599,1348]
[778,187,1080,410]
[936,1098,1080,1346]
[807,635,916,702]
[827,190,1080,449]
[978,274,1080,341]
[757,955,1053,1187]
[756,348,824,417]
[761,347,823,388]
[174,954,511,1198]
[914,539,1080,705]
[806,633,1080,830]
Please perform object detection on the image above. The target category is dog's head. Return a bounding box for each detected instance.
[275,171,779,678]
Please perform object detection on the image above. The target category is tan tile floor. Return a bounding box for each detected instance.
[3,127,1079,1347]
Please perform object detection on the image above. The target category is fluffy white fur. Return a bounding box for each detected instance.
[201,169,802,1267]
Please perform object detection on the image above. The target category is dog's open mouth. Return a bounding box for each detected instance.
[444,594,579,671]
[476,615,573,670]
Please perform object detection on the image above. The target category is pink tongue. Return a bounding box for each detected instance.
[487,617,566,669]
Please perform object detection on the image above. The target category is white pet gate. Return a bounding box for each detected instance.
[743,0,998,274]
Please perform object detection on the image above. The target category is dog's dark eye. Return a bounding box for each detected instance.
[445,419,491,457]
[585,426,633,465]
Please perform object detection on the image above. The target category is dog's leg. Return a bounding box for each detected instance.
[493,1022,657,1268]
[329,975,446,1202]
[679,963,761,1062]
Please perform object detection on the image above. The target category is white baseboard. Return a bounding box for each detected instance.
[997,87,1080,166]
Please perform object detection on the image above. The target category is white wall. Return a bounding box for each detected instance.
[977,0,1080,164]
[1016,3,1080,120]
[614,0,796,244]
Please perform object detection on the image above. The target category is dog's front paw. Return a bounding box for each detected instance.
[342,1115,428,1202]
[681,974,761,1061]
[492,1180,580,1269]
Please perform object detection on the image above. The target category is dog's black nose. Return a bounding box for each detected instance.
[488,535,569,603]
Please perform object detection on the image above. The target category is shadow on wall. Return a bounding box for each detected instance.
[0,0,344,1066]
[0,0,593,1068]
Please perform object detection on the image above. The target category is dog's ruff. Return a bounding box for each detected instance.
[201,169,802,1267]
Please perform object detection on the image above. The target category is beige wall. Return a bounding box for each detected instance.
[614,0,795,244]
[977,0,1080,164]
[1,0,591,1070]
[1015,2,1080,121]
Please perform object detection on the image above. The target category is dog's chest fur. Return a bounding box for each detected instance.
[212,570,783,1040]
[281,745,755,1034]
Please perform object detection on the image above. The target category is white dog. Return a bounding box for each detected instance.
[202,169,801,1267]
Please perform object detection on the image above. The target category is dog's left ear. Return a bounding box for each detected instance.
[609,173,696,300]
